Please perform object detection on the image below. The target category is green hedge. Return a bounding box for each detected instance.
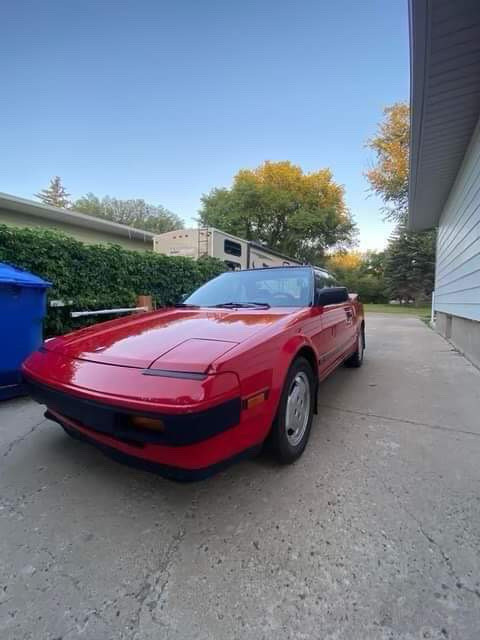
[0,225,227,336]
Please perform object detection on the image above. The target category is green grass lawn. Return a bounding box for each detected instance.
[364,303,431,317]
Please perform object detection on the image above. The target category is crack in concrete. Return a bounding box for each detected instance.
[356,452,480,601]
[0,469,90,514]
[128,487,208,639]
[400,502,480,600]
[319,404,480,439]
[1,419,47,458]
[62,606,111,639]
[131,524,186,638]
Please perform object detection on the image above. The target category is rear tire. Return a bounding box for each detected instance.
[268,357,315,464]
[345,325,365,368]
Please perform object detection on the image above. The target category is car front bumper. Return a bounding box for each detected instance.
[51,410,262,481]
[23,373,269,481]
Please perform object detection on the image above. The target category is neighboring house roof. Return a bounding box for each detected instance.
[408,0,480,231]
[0,192,155,243]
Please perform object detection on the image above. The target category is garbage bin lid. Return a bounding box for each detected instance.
[0,262,52,288]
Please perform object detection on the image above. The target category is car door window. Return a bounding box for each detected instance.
[314,270,338,300]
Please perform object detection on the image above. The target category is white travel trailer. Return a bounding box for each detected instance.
[153,227,300,270]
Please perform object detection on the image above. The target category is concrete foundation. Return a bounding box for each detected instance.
[436,311,480,369]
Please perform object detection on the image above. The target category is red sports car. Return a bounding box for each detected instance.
[23,266,364,481]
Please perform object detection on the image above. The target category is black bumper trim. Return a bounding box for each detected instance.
[24,375,241,446]
[61,422,261,482]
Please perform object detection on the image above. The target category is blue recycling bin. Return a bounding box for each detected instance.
[0,263,51,400]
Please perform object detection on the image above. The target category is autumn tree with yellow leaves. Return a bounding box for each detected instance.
[365,102,410,223]
[199,161,356,264]
[365,102,435,304]
[325,251,388,303]
[326,251,363,272]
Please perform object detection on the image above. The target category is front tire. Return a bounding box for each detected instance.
[345,325,365,368]
[268,357,315,464]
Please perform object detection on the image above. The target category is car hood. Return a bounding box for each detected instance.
[43,307,292,371]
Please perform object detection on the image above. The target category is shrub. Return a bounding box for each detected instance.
[0,225,227,336]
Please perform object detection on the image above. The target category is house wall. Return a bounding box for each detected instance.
[435,117,480,322]
[0,208,153,252]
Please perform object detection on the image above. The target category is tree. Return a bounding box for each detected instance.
[73,194,183,234]
[384,225,436,304]
[327,251,363,272]
[35,176,71,209]
[365,102,436,302]
[199,161,356,264]
[359,250,386,278]
[325,251,388,303]
[365,102,409,223]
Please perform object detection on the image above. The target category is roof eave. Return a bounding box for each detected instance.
[0,192,155,242]
[408,0,434,231]
[408,0,480,232]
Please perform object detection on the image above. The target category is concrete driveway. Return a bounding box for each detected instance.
[1,314,479,640]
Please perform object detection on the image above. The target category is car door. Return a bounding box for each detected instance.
[321,271,357,361]
[337,294,357,358]
[310,270,346,375]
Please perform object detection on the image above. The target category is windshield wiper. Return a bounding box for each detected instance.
[174,303,200,308]
[210,301,271,309]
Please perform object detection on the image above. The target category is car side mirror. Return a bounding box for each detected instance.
[315,286,349,306]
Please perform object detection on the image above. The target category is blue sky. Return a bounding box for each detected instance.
[1,0,409,250]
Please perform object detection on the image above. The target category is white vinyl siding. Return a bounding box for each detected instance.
[435,116,480,322]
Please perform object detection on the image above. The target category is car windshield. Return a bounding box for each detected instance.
[184,267,313,308]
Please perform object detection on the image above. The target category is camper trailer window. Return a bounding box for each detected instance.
[224,260,241,270]
[224,239,242,257]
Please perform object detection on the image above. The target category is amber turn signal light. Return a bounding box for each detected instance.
[243,389,268,410]
[130,416,165,431]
